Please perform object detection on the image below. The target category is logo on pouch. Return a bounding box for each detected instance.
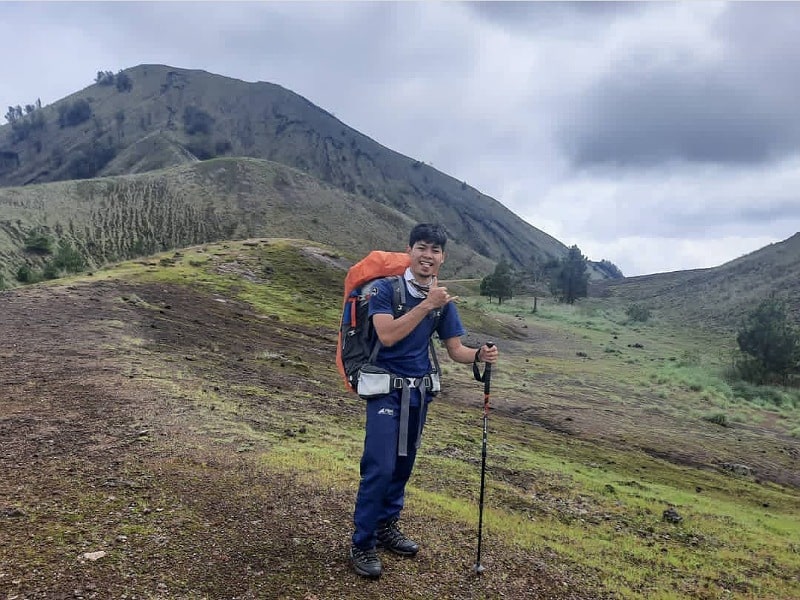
[377,407,394,416]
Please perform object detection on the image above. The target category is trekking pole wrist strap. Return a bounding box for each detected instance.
[473,342,494,383]
[473,358,488,382]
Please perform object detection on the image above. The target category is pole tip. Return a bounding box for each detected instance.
[473,563,485,574]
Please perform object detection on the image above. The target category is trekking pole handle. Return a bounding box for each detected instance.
[483,342,494,398]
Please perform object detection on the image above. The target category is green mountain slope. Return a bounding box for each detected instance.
[0,64,589,275]
[0,157,496,282]
[591,232,800,332]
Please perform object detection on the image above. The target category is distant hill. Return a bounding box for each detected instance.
[591,232,800,332]
[0,64,612,278]
[0,157,498,282]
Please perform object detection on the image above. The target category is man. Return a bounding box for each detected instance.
[350,223,499,578]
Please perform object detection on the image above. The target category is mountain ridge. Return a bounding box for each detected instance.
[2,63,798,334]
[0,64,584,276]
[591,232,800,331]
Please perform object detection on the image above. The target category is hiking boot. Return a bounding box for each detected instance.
[376,518,420,556]
[350,545,382,578]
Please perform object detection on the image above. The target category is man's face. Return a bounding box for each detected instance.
[407,240,445,283]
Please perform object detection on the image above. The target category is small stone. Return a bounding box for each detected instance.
[662,507,682,523]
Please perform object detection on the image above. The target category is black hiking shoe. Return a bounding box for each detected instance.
[376,518,420,556]
[350,545,382,578]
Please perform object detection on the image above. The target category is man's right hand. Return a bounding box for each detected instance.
[424,276,459,309]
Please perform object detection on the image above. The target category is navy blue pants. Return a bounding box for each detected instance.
[352,388,430,549]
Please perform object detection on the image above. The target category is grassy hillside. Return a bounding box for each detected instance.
[1,238,798,599]
[591,232,800,333]
[0,64,599,276]
[0,157,497,284]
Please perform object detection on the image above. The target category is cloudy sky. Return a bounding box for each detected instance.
[2,1,799,276]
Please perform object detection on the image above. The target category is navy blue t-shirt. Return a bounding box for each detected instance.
[368,277,466,378]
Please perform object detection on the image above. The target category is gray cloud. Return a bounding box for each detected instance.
[1,1,799,277]
[563,68,794,166]
[559,3,800,168]
[466,1,644,30]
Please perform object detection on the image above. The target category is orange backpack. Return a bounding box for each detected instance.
[336,251,410,392]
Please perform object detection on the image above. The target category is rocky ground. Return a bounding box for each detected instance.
[0,278,609,600]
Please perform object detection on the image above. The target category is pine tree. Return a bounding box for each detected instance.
[551,245,589,304]
[480,258,515,304]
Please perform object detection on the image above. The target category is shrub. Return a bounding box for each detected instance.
[185,139,215,160]
[58,99,92,128]
[703,412,729,427]
[183,106,215,135]
[50,239,86,273]
[24,229,53,254]
[95,70,115,85]
[598,259,624,279]
[42,261,60,280]
[736,295,799,383]
[728,380,800,410]
[64,141,117,179]
[15,265,37,283]
[115,71,132,92]
[9,110,46,143]
[626,303,651,323]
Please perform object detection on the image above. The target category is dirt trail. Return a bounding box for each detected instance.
[0,280,606,600]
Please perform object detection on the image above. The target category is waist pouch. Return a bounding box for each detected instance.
[357,365,440,399]
[356,364,395,399]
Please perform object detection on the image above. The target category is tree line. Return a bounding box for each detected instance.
[480,244,591,305]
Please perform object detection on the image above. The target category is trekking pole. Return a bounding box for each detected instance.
[473,342,494,575]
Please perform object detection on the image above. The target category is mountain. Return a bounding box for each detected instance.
[590,232,800,332]
[0,64,610,279]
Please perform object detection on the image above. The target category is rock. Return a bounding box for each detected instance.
[81,551,107,561]
[1,507,26,518]
[662,507,682,523]
[721,463,753,477]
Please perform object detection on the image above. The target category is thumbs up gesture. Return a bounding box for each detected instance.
[425,276,459,308]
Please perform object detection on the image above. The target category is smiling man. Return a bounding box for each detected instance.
[349,223,499,578]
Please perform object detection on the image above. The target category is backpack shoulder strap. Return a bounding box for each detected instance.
[390,275,406,317]
[370,276,442,374]
[367,275,405,364]
[428,307,442,374]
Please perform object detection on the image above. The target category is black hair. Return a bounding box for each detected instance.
[409,223,447,249]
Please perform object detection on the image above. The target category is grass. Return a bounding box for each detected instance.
[241,383,800,599]
[32,241,800,599]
